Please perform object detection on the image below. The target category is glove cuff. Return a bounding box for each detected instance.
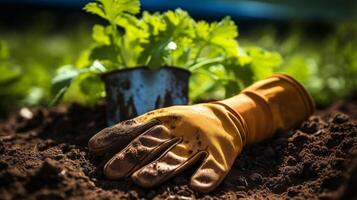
[218,73,314,144]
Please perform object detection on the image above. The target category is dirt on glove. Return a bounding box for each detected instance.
[0,99,356,199]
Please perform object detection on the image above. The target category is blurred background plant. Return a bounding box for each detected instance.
[240,23,357,106]
[0,17,93,115]
[0,0,356,116]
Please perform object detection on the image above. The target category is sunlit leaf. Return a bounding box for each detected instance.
[52,65,79,94]
[92,25,111,45]
[83,2,106,20]
[84,0,140,22]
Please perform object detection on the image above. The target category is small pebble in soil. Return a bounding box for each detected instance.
[19,108,34,120]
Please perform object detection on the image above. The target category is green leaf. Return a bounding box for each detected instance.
[78,73,104,102]
[84,0,140,23]
[136,12,166,66]
[211,17,238,39]
[138,9,195,68]
[193,17,239,59]
[84,0,142,68]
[231,65,255,87]
[88,60,107,73]
[83,2,106,20]
[92,25,111,45]
[49,86,69,107]
[163,9,194,37]
[89,45,118,65]
[75,49,92,68]
[61,72,105,105]
[194,21,210,40]
[115,13,146,38]
[141,11,166,35]
[246,47,282,80]
[224,80,240,98]
[147,40,171,69]
[210,17,239,56]
[52,65,79,93]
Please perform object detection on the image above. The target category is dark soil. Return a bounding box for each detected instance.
[0,99,356,200]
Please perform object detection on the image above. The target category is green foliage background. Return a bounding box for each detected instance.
[241,23,357,106]
[0,19,93,114]
[0,11,356,115]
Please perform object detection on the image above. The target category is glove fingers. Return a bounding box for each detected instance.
[131,144,206,188]
[88,119,159,154]
[190,156,227,193]
[103,125,178,179]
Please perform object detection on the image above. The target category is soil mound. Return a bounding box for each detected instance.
[0,100,356,199]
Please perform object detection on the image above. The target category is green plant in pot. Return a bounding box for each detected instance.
[52,0,282,125]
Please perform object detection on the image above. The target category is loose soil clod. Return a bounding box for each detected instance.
[0,100,356,199]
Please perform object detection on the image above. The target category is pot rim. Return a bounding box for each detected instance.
[101,66,191,80]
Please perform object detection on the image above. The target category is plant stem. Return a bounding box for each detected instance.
[111,24,127,67]
[189,56,224,72]
[118,37,127,67]
[193,44,205,64]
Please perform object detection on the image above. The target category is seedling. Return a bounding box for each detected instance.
[52,0,282,105]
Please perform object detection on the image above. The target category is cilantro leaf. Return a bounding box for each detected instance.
[84,0,140,22]
[92,24,111,45]
[138,9,195,69]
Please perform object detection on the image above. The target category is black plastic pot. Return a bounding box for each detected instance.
[102,67,190,125]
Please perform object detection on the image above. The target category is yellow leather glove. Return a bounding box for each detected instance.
[88,74,314,193]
